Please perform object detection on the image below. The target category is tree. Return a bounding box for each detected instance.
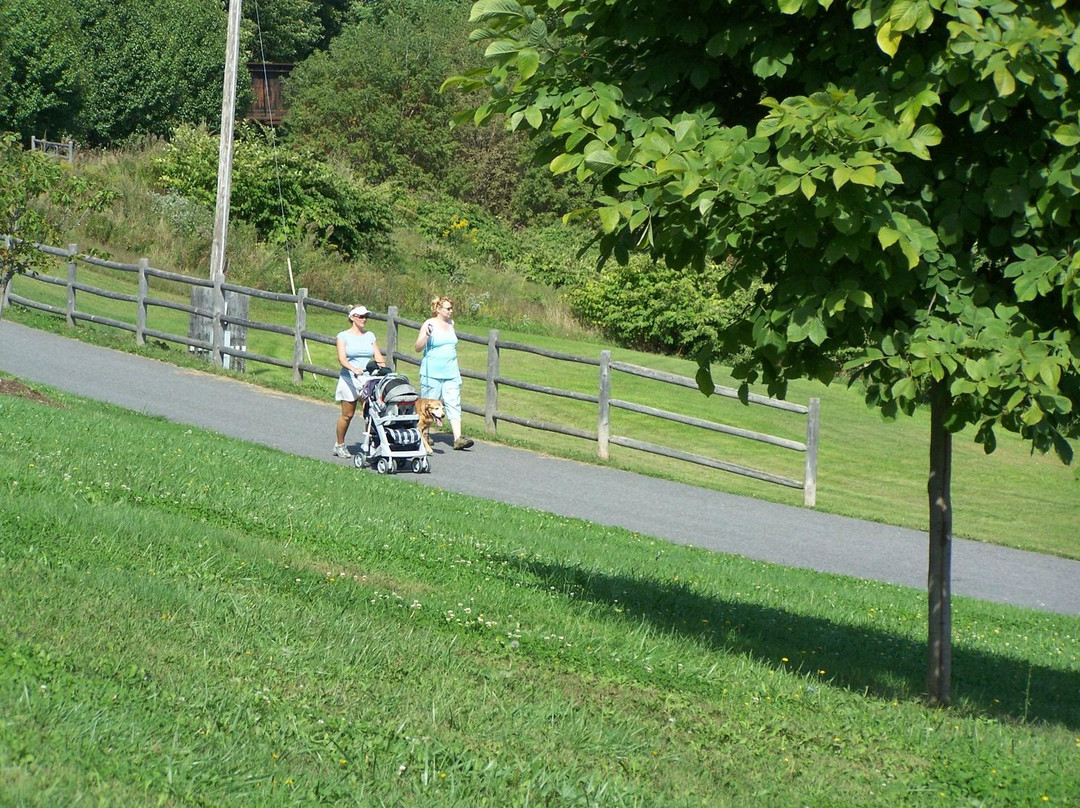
[243,0,331,63]
[0,0,82,142]
[286,0,480,186]
[447,0,1080,704]
[284,0,581,222]
[0,0,238,146]
[72,0,237,145]
[0,132,111,319]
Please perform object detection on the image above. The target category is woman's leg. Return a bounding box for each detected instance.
[441,379,472,449]
[337,399,357,444]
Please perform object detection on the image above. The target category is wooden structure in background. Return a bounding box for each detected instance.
[245,62,294,125]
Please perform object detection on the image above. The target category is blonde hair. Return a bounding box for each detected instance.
[430,296,453,316]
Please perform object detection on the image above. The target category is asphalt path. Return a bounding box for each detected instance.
[2,319,1078,616]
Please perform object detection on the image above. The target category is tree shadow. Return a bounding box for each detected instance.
[501,556,1080,730]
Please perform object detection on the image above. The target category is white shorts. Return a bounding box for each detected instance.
[421,377,461,421]
[335,372,363,402]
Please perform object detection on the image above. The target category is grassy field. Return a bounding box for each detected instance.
[1,386,1078,807]
[7,263,1079,561]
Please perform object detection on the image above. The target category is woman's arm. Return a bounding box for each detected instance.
[414,320,433,352]
[373,340,386,366]
[336,336,353,372]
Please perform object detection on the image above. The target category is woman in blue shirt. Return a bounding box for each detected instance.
[333,305,385,458]
[414,295,473,450]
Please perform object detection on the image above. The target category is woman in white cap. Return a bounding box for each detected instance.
[333,305,385,458]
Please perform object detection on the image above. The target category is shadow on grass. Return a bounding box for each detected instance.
[504,556,1080,730]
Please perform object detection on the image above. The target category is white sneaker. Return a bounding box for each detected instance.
[332,443,352,458]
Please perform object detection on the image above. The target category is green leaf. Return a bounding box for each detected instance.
[584,149,617,172]
[891,377,918,401]
[776,175,801,196]
[597,205,620,233]
[549,153,582,174]
[877,227,900,249]
[517,48,540,80]
[850,165,877,186]
[551,117,582,136]
[484,39,521,59]
[1039,361,1062,389]
[800,174,817,199]
[777,0,803,14]
[695,365,715,396]
[1051,123,1080,147]
[470,0,526,23]
[524,105,543,129]
[876,21,901,57]
[992,66,1016,97]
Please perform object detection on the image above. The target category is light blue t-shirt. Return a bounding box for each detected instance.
[420,325,460,381]
[338,329,377,375]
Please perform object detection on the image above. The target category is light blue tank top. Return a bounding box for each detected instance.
[338,329,377,374]
[420,325,460,381]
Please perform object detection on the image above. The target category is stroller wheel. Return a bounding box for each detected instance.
[411,457,424,474]
[375,457,392,475]
[353,454,367,469]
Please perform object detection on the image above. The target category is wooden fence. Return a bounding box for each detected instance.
[31,136,74,165]
[3,241,820,506]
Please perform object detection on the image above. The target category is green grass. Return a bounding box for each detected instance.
[7,263,1079,561]
[1,385,1078,807]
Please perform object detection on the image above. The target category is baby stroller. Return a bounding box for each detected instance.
[354,366,430,474]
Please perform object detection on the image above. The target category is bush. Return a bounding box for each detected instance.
[568,256,758,359]
[153,125,392,259]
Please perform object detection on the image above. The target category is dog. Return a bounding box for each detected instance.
[414,397,445,454]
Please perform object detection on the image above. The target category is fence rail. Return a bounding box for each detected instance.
[31,136,74,165]
[2,240,820,505]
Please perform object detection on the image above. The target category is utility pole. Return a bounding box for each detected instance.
[210,0,242,367]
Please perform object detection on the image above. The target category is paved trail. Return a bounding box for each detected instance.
[2,320,1077,615]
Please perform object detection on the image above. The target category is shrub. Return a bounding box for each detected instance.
[153,125,392,260]
[568,256,758,359]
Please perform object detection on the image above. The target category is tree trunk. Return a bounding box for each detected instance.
[926,384,953,705]
[0,269,13,321]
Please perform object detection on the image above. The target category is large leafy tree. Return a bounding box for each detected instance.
[0,0,82,142]
[245,0,352,63]
[285,0,582,221]
[0,0,235,146]
[74,0,235,145]
[286,0,481,185]
[448,0,1080,705]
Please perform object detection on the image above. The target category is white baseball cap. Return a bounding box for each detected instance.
[348,306,370,318]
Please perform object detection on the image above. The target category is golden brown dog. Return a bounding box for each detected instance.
[415,397,445,454]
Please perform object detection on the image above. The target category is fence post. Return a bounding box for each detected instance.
[65,244,77,328]
[136,258,148,346]
[1,235,11,310]
[803,397,820,508]
[211,273,225,367]
[293,287,308,384]
[598,350,611,460]
[386,305,398,370]
[485,329,499,433]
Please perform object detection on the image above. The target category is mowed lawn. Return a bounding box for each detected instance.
[1,384,1077,807]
